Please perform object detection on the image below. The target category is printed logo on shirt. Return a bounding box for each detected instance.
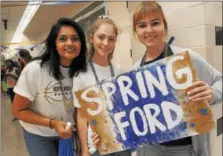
[44,80,73,106]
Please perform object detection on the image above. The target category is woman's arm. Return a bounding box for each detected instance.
[77,108,90,156]
[188,50,222,104]
[12,93,72,139]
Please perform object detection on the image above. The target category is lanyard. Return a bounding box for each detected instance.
[59,79,73,101]
[89,60,115,84]
[58,79,74,113]
[140,44,173,67]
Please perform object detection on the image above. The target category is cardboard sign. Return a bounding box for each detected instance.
[74,51,215,155]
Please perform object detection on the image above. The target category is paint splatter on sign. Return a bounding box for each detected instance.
[74,51,215,155]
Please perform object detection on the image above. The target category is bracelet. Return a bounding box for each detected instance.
[49,117,55,129]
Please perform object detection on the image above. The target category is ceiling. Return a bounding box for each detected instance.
[1,1,92,56]
[1,1,28,44]
[24,2,91,41]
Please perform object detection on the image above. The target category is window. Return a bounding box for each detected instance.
[78,7,105,39]
[215,26,222,45]
[73,2,106,40]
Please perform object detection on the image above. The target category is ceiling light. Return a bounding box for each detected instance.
[10,0,43,44]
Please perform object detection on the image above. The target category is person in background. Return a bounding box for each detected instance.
[12,17,87,156]
[73,16,131,156]
[18,49,32,69]
[5,59,21,121]
[131,2,222,156]
[1,64,7,94]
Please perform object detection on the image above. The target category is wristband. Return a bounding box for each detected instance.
[49,117,55,129]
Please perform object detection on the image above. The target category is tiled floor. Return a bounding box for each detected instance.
[1,94,29,156]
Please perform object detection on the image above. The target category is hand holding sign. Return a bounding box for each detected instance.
[74,51,215,155]
[181,80,215,133]
[92,132,100,147]
[187,81,213,102]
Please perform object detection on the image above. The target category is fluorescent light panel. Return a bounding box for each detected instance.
[11,0,43,44]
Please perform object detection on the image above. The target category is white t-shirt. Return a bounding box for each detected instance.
[6,67,19,88]
[14,60,74,137]
[73,62,124,154]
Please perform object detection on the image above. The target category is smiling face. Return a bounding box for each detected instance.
[90,23,117,59]
[135,11,166,49]
[56,26,81,66]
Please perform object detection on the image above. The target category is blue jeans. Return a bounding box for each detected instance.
[23,129,60,156]
[137,144,196,156]
[92,150,131,156]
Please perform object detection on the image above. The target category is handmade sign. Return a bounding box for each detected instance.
[74,51,215,155]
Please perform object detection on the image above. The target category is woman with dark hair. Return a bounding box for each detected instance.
[12,17,87,156]
[18,49,32,68]
[5,59,21,103]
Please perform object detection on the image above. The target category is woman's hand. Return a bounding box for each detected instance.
[187,81,212,102]
[91,132,100,148]
[51,120,73,139]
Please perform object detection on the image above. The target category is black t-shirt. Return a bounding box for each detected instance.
[141,47,192,146]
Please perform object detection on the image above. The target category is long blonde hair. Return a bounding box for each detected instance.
[88,17,119,61]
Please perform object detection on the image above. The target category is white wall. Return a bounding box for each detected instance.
[203,3,222,156]
[127,2,146,64]
[105,1,133,71]
[204,3,222,72]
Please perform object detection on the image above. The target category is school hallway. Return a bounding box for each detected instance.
[1,2,222,156]
[1,94,29,156]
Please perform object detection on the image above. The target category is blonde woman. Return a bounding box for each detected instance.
[73,17,131,156]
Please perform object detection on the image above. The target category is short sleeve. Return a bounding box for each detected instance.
[13,61,40,101]
[72,75,86,108]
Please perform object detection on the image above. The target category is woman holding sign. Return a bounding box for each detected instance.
[12,17,87,156]
[73,17,131,156]
[131,2,222,156]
